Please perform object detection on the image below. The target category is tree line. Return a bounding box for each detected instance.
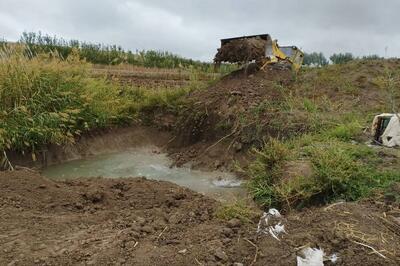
[2,32,212,70]
[303,51,383,66]
[0,32,387,69]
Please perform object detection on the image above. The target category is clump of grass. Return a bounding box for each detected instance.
[249,136,400,209]
[215,200,259,223]
[248,138,290,207]
[325,121,363,141]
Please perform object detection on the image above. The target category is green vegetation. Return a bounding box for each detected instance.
[248,62,400,209]
[0,46,190,164]
[249,134,400,209]
[215,200,258,223]
[16,31,208,70]
[6,31,236,74]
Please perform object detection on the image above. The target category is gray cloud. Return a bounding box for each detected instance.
[0,0,399,61]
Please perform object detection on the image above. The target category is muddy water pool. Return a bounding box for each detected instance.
[42,146,245,202]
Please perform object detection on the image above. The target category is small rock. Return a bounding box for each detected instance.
[230,91,242,96]
[165,239,181,245]
[169,214,181,224]
[136,217,146,226]
[214,247,228,262]
[232,142,243,152]
[227,218,241,228]
[38,184,47,189]
[84,190,105,203]
[221,238,231,244]
[214,160,222,169]
[140,226,153,234]
[233,263,244,266]
[220,227,233,237]
[178,249,187,254]
[173,192,186,200]
[390,216,400,226]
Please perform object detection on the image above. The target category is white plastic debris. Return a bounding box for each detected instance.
[257,208,287,240]
[268,222,287,241]
[268,208,281,217]
[296,247,339,266]
[326,253,338,263]
[297,247,324,266]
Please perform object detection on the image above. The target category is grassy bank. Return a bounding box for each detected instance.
[0,46,191,168]
[247,61,400,209]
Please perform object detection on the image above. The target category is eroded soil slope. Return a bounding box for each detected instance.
[1,171,400,265]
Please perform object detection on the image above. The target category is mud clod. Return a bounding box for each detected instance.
[214,247,228,262]
[227,218,241,228]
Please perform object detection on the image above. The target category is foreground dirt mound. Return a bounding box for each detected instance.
[1,171,399,265]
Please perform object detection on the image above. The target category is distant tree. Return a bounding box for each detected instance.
[303,52,329,66]
[361,54,383,60]
[330,53,354,64]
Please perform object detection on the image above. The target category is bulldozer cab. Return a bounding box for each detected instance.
[278,46,304,71]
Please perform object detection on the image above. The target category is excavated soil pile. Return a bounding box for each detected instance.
[1,171,400,265]
[170,66,306,169]
[214,38,267,64]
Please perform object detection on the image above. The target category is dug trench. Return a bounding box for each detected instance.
[2,63,400,265]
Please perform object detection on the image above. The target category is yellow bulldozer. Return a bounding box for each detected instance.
[214,34,304,72]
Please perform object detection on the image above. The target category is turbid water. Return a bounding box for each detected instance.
[42,146,245,202]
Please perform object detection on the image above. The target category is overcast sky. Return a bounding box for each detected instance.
[1,0,399,61]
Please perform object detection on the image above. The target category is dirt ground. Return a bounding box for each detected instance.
[92,65,215,89]
[1,170,399,265]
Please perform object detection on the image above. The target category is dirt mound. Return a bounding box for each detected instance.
[1,171,399,265]
[168,66,301,169]
[214,38,267,64]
